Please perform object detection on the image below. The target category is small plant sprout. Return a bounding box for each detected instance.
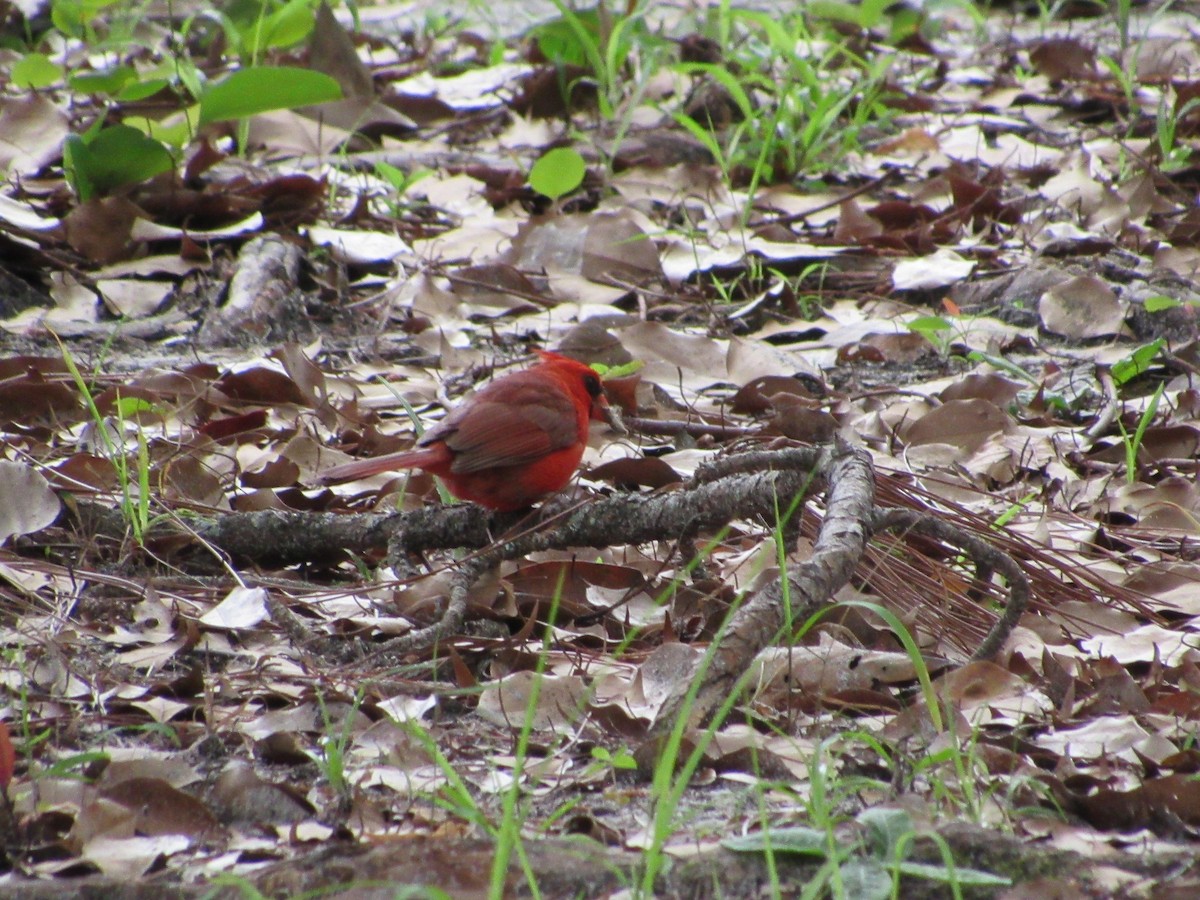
[906,315,955,355]
[1117,381,1167,485]
[374,161,433,216]
[56,340,158,544]
[313,689,366,805]
[724,802,1010,895]
[533,1,666,122]
[1156,93,1200,173]
[1111,338,1166,387]
[528,146,587,202]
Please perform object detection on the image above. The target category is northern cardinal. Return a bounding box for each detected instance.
[319,351,614,511]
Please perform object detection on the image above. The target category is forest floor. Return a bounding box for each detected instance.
[2,0,1200,897]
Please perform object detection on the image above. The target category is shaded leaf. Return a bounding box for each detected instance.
[64,126,175,200]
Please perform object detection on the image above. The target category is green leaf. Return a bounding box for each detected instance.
[590,745,637,769]
[375,161,407,191]
[1112,338,1165,386]
[838,859,894,900]
[174,57,204,103]
[199,67,342,126]
[1144,294,1182,313]
[807,0,879,27]
[375,161,431,196]
[886,5,922,43]
[114,397,156,417]
[51,0,119,37]
[531,9,603,68]
[62,135,94,201]
[857,807,913,858]
[907,315,953,331]
[85,125,175,186]
[242,0,317,56]
[43,750,110,779]
[69,64,137,95]
[64,125,175,200]
[609,748,637,769]
[124,108,199,149]
[892,860,1011,887]
[12,53,64,89]
[116,78,172,102]
[529,147,586,200]
[596,359,644,379]
[723,826,830,856]
[906,315,953,341]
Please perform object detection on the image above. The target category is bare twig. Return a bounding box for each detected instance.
[868,507,1030,662]
[623,416,761,441]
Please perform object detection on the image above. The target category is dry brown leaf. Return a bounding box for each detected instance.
[1039,275,1126,339]
[0,461,60,544]
[0,93,70,177]
[903,398,1014,453]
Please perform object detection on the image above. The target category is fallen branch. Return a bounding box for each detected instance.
[371,446,831,661]
[174,443,1029,720]
[648,440,875,735]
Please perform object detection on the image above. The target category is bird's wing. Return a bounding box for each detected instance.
[437,379,581,474]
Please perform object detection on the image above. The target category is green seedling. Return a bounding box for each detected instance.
[674,7,893,209]
[1112,338,1165,387]
[374,161,433,215]
[1117,381,1166,484]
[725,783,1010,896]
[57,341,158,544]
[534,2,666,122]
[906,315,955,355]
[313,688,364,802]
[588,745,638,775]
[1144,295,1186,313]
[203,0,320,63]
[1156,95,1200,173]
[51,0,123,42]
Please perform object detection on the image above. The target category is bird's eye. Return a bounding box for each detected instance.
[583,373,602,397]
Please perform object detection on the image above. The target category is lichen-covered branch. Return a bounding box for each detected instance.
[170,444,1028,710]
[650,440,875,736]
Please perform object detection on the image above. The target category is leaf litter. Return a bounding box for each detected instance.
[0,0,1199,896]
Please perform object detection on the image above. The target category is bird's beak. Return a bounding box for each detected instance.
[592,393,626,434]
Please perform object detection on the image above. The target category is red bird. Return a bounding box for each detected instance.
[319,352,613,511]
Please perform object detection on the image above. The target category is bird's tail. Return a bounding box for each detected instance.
[317,447,443,484]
